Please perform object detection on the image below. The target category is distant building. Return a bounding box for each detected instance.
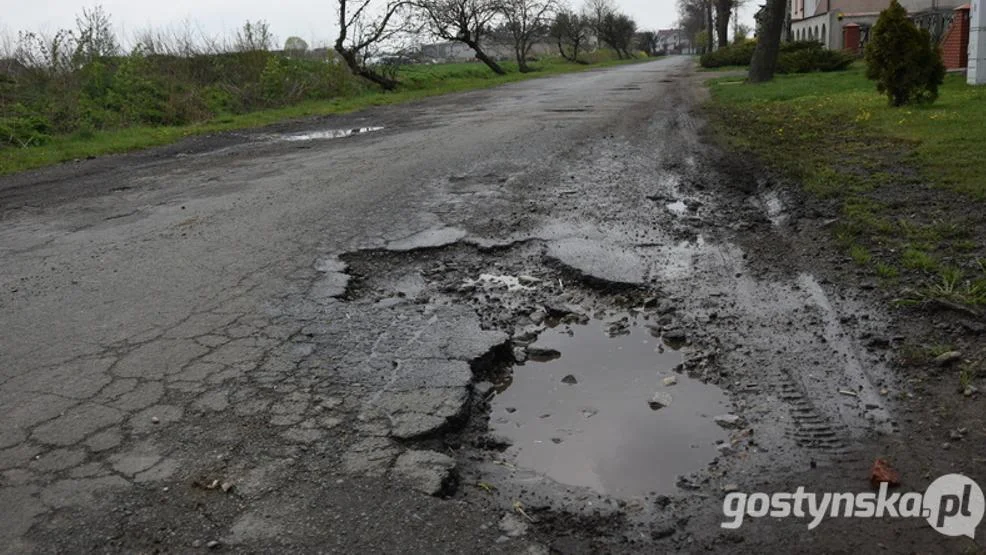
[655,29,694,54]
[790,0,971,69]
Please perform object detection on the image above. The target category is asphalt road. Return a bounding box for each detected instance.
[0,57,707,552]
[1,56,958,553]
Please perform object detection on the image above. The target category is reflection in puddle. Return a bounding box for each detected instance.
[491,319,729,497]
[281,127,384,141]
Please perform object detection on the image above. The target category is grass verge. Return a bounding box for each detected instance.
[0,55,650,176]
[706,63,986,308]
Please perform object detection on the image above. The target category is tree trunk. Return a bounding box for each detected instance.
[516,46,530,72]
[715,0,731,48]
[748,0,786,82]
[706,0,715,51]
[466,40,506,74]
[556,37,573,61]
[334,46,399,90]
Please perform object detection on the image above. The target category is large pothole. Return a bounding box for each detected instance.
[490,317,731,497]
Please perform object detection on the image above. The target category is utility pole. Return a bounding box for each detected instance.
[970,0,986,84]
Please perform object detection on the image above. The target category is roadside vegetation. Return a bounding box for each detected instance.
[707,65,986,309]
[0,2,657,175]
[700,39,854,74]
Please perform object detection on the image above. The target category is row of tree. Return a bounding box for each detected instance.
[677,0,750,54]
[5,1,645,92]
[335,0,646,89]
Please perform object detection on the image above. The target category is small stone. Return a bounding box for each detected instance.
[513,347,527,363]
[151,416,160,424]
[676,475,700,490]
[474,382,495,399]
[649,391,673,410]
[662,329,687,343]
[942,442,951,450]
[528,347,561,362]
[498,513,529,538]
[964,385,979,397]
[662,376,678,387]
[206,540,221,549]
[715,442,735,455]
[561,374,578,385]
[713,414,744,429]
[392,450,457,496]
[722,483,739,493]
[935,351,962,366]
[949,429,965,441]
[581,407,598,418]
[529,310,547,324]
[651,523,676,540]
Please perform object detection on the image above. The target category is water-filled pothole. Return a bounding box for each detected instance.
[491,318,729,497]
[280,127,384,141]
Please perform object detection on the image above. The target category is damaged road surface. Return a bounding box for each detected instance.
[0,56,953,553]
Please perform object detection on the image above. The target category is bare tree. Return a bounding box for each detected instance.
[236,20,274,52]
[748,0,785,82]
[335,0,412,89]
[549,9,590,62]
[74,5,119,63]
[583,0,615,34]
[413,0,505,74]
[15,30,77,74]
[677,0,708,53]
[501,0,555,72]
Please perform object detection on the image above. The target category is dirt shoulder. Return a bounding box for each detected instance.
[697,65,986,551]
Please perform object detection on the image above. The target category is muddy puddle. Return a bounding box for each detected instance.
[491,318,730,497]
[280,127,383,141]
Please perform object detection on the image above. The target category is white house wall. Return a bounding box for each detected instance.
[791,12,839,48]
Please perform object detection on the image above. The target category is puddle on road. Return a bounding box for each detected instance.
[280,127,383,141]
[491,319,729,497]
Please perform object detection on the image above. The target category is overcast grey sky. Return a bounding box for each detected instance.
[3,0,757,49]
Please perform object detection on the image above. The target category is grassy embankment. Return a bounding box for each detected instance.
[0,52,648,175]
[706,64,986,308]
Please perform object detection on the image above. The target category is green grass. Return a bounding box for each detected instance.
[850,244,873,265]
[0,54,650,175]
[708,64,986,199]
[706,63,986,307]
[901,247,938,271]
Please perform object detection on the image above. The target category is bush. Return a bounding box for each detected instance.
[864,0,945,106]
[700,39,757,68]
[701,39,853,73]
[777,46,854,73]
[0,105,52,147]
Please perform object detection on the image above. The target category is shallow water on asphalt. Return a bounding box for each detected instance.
[281,127,384,141]
[491,319,730,497]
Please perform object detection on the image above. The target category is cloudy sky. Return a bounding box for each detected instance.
[3,0,757,49]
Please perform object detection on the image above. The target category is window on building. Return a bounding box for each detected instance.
[822,23,826,43]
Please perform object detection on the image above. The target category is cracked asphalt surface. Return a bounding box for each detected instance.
[1,57,983,553]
